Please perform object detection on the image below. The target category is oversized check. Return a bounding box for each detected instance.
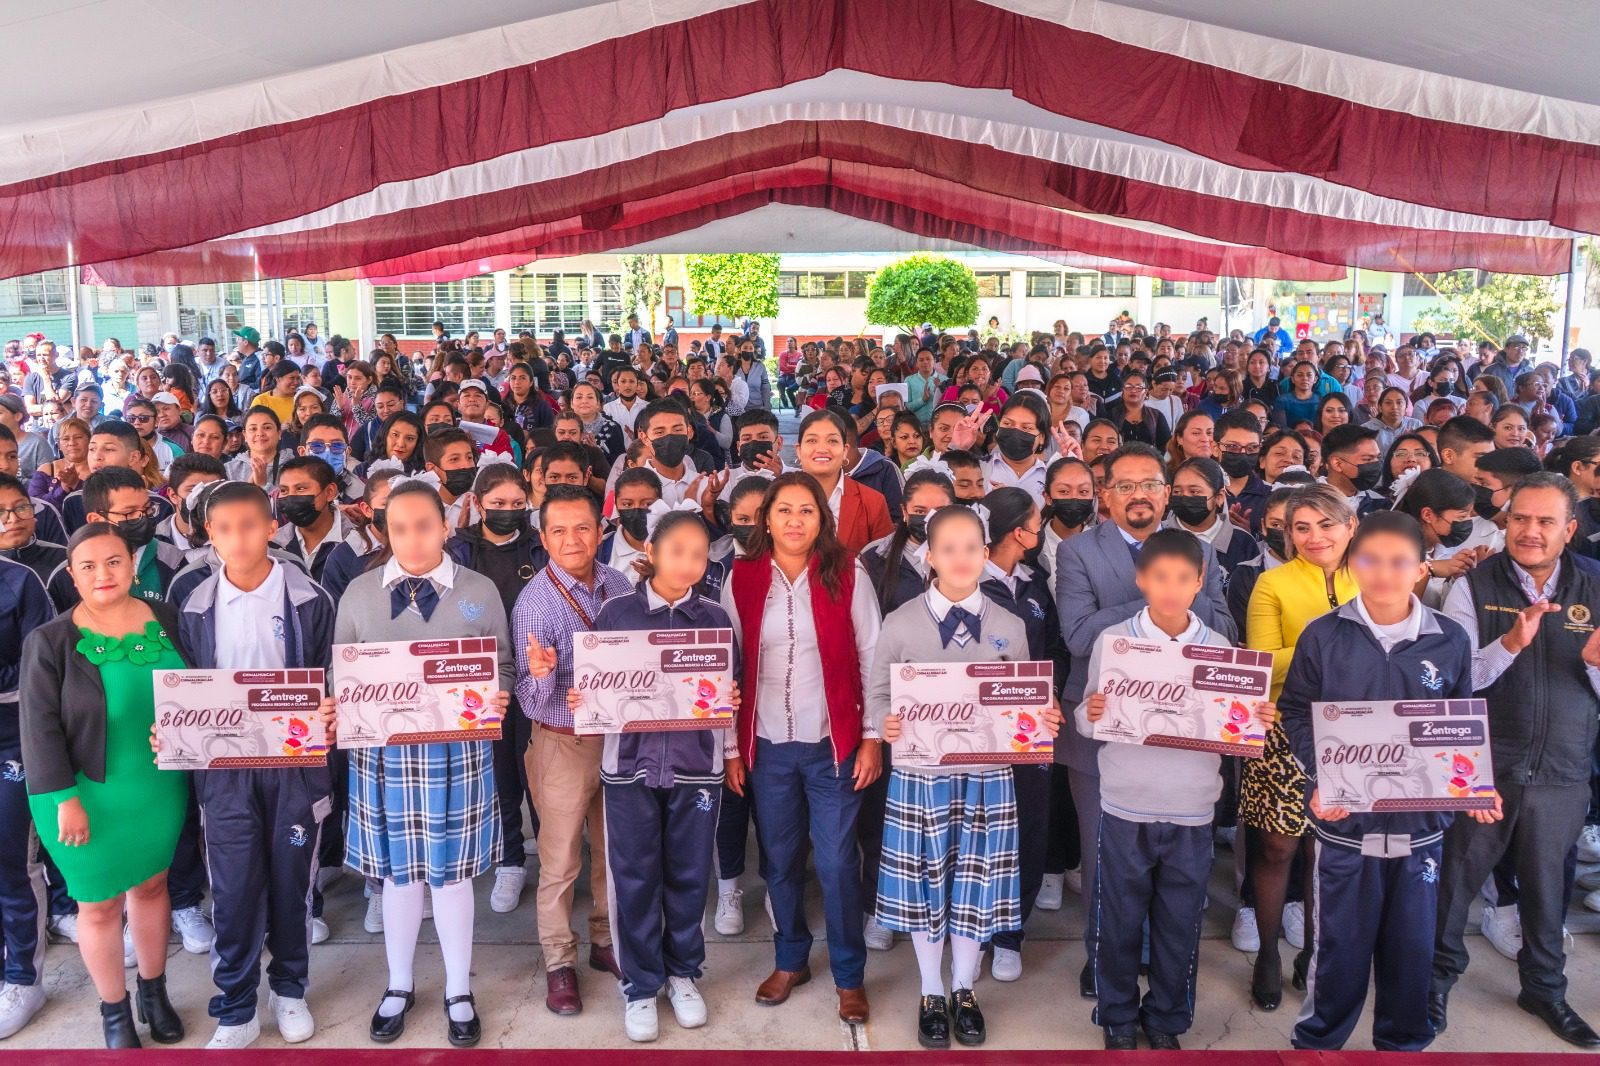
[1312,698,1497,813]
[1090,635,1273,757]
[571,628,736,734]
[891,660,1055,770]
[153,669,328,770]
[331,637,501,748]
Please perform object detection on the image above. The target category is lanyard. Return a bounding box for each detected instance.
[547,568,605,630]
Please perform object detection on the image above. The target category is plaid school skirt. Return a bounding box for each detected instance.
[875,767,1021,942]
[346,741,500,888]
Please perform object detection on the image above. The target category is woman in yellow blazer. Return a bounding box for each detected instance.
[1240,484,1357,1011]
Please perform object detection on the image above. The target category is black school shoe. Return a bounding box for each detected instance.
[1143,1026,1182,1050]
[369,989,414,1043]
[1103,1029,1136,1050]
[1079,959,1097,999]
[950,988,985,1046]
[446,993,481,1048]
[917,995,950,1049]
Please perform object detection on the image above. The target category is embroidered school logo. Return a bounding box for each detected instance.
[1421,856,1439,884]
[458,600,485,623]
[989,635,1009,651]
[694,788,714,813]
[288,824,308,848]
[272,616,286,641]
[0,760,22,783]
[1028,599,1045,620]
[1571,604,1592,626]
[1419,660,1443,693]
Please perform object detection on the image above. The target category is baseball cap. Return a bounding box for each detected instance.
[1014,365,1044,385]
[1505,334,1530,347]
[458,378,488,394]
[151,391,181,406]
[233,326,261,345]
[0,394,24,417]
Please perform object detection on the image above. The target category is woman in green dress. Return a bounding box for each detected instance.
[20,523,189,1048]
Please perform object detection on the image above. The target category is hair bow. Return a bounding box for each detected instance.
[391,470,442,491]
[643,498,702,539]
[903,455,954,481]
[968,502,993,543]
[477,448,516,470]
[184,478,217,512]
[1269,465,1312,491]
[365,458,405,477]
[1389,464,1422,506]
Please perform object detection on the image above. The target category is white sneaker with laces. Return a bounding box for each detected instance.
[1577,867,1600,892]
[1063,867,1083,896]
[1480,903,1523,960]
[269,992,315,1043]
[1585,888,1600,914]
[990,946,1023,982]
[1231,907,1260,953]
[489,867,527,914]
[122,924,136,968]
[45,913,78,944]
[172,905,216,954]
[0,983,47,1039]
[1035,873,1064,912]
[1578,825,1600,864]
[309,917,329,945]
[667,976,707,1028]
[363,893,384,934]
[1282,901,1306,950]
[624,997,659,1042]
[713,889,745,935]
[206,1016,261,1049]
[863,913,894,951]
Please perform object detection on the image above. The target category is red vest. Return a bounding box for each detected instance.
[729,552,864,767]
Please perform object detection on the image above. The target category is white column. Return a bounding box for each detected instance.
[1009,269,1028,333]
[356,279,377,350]
[1135,274,1155,327]
[493,270,513,333]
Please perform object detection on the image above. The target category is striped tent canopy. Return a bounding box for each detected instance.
[3,0,1597,284]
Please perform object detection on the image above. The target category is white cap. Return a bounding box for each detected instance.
[458,378,488,393]
[293,385,324,401]
[1014,365,1044,384]
[151,390,181,405]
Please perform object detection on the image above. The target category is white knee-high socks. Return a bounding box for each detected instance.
[911,932,984,997]
[377,878,477,1022]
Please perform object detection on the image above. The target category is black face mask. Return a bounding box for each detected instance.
[1437,517,1475,548]
[1168,496,1214,526]
[1473,484,1501,520]
[1264,528,1287,558]
[371,507,387,536]
[277,494,323,529]
[738,440,773,467]
[950,496,980,508]
[905,514,929,542]
[442,468,475,498]
[617,507,650,541]
[651,433,690,467]
[115,515,156,549]
[1046,498,1095,529]
[995,427,1037,462]
[1219,451,1258,479]
[729,523,757,547]
[483,508,528,537]
[1434,380,1455,397]
[1347,460,1383,492]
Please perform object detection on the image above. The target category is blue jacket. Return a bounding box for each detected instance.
[319,537,380,602]
[177,560,335,671]
[849,447,904,522]
[0,557,53,700]
[1279,600,1474,851]
[592,584,737,789]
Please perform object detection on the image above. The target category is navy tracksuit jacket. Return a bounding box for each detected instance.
[178,561,335,1025]
[591,584,735,1001]
[0,559,53,987]
[1280,600,1474,1052]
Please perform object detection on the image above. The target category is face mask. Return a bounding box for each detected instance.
[1046,498,1095,529]
[1473,484,1501,520]
[617,507,650,541]
[1434,380,1454,397]
[1437,518,1475,548]
[1348,460,1382,492]
[963,402,980,415]
[905,514,929,542]
[995,427,1037,462]
[729,523,757,547]
[442,468,475,498]
[371,507,388,536]
[1168,496,1214,526]
[738,440,773,467]
[115,515,156,549]
[1219,451,1258,479]
[277,494,323,528]
[1264,528,1287,558]
[651,433,690,467]
[483,508,528,537]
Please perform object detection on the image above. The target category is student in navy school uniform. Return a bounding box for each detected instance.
[564,500,738,1042]
[270,457,346,584]
[1165,457,1261,581]
[1279,510,1498,1052]
[599,468,663,587]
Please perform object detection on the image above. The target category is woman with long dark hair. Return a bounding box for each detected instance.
[362,411,426,476]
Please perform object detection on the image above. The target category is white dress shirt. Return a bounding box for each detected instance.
[213,560,288,669]
[983,454,1048,506]
[1441,557,1600,695]
[1352,594,1424,653]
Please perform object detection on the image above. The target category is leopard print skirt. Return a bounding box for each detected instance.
[1238,725,1309,837]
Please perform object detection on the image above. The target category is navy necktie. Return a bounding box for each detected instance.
[391,578,439,621]
[937,605,981,648]
[1125,537,1142,564]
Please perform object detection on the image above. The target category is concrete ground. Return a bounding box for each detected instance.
[10,838,1600,1053]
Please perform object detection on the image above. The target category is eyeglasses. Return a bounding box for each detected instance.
[0,501,35,522]
[1218,444,1260,456]
[305,442,348,457]
[126,414,154,424]
[1109,479,1166,496]
[105,504,158,522]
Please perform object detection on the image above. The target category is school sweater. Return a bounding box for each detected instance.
[1074,610,1227,826]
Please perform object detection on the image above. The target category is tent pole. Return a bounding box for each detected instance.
[1349,266,1360,340]
[1221,276,1230,337]
[66,244,84,356]
[1560,239,1579,359]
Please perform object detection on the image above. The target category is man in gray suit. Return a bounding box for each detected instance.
[1054,442,1237,999]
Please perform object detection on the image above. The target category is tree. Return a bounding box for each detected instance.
[683,253,780,321]
[864,254,979,333]
[1412,270,1560,345]
[618,254,665,333]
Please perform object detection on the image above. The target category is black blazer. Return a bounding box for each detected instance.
[20,599,191,796]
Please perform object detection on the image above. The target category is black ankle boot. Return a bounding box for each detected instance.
[135,973,184,1044]
[101,995,141,1049]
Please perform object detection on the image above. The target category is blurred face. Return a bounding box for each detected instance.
[766,483,822,556]
[1104,455,1168,533]
[1289,504,1354,568]
[385,490,450,573]
[0,487,36,548]
[205,497,277,569]
[1134,552,1206,618]
[1349,529,1427,605]
[68,532,135,608]
[646,521,711,592]
[926,511,988,590]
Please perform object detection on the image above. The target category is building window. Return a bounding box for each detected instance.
[1062,274,1099,297]
[1188,281,1218,297]
[776,272,802,297]
[0,271,71,317]
[1156,279,1218,297]
[134,287,159,312]
[665,287,735,331]
[1025,271,1061,298]
[509,273,587,336]
[1099,272,1135,298]
[846,271,871,299]
[974,271,1011,298]
[373,276,495,337]
[592,274,624,333]
[777,270,857,298]
[279,280,331,336]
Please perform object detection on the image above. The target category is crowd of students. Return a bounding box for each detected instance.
[0,313,1598,1052]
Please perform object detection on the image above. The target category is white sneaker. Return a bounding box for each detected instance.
[863,913,894,951]
[0,983,47,1039]
[1035,873,1064,912]
[1578,825,1600,864]
[713,889,745,935]
[363,893,384,934]
[269,992,315,1043]
[122,924,136,968]
[624,997,659,1042]
[45,913,78,944]
[206,1016,261,1049]
[667,976,707,1028]
[1577,867,1600,892]
[990,946,1022,983]
[172,905,216,954]
[1585,888,1600,914]
[1480,903,1523,960]
[310,917,329,945]
[1063,867,1083,896]
[490,867,527,914]
[1283,901,1306,950]
[1231,907,1261,953]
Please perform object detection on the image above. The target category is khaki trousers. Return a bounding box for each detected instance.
[527,723,610,969]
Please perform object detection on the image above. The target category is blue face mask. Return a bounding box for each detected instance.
[305,441,347,475]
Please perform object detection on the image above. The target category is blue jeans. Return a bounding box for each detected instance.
[750,737,866,988]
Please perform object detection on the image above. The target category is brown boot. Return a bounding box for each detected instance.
[754,966,812,1005]
[837,985,870,1023]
